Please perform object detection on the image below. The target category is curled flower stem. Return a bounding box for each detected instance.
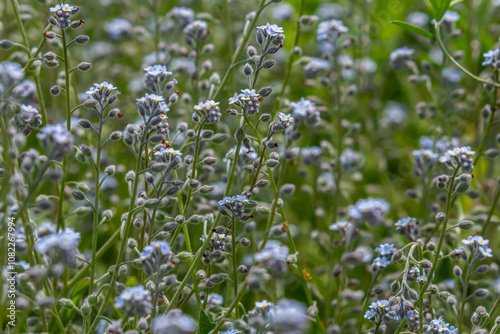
[435,22,500,89]
[475,70,498,166]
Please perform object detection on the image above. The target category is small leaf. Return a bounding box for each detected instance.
[450,0,463,7]
[199,309,216,334]
[390,20,435,40]
[435,0,452,21]
[429,0,439,10]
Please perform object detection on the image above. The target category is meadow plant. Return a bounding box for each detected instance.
[2,0,500,334]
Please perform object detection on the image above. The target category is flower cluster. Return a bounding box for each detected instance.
[340,148,363,172]
[348,197,390,226]
[218,194,252,219]
[413,149,438,177]
[36,124,74,160]
[482,48,500,67]
[153,309,196,334]
[458,236,493,259]
[228,89,261,115]
[114,285,152,317]
[256,23,285,46]
[373,243,396,270]
[86,81,120,103]
[426,318,458,334]
[364,299,390,322]
[394,216,419,241]
[290,97,321,127]
[390,46,415,70]
[154,147,182,169]
[183,20,209,47]
[193,100,221,123]
[0,62,24,93]
[49,3,77,28]
[439,146,475,172]
[317,19,348,54]
[136,93,170,122]
[254,240,289,274]
[140,241,176,276]
[13,105,42,135]
[35,228,80,266]
[144,64,176,93]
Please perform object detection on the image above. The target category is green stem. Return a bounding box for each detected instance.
[56,28,72,231]
[394,168,459,334]
[231,215,239,317]
[259,142,288,250]
[481,182,500,236]
[358,271,381,333]
[277,0,304,109]
[212,0,267,101]
[87,136,146,334]
[89,111,103,320]
[212,282,249,333]
[483,295,500,329]
[435,23,500,88]
[458,268,470,334]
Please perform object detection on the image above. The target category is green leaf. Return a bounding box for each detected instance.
[450,0,464,7]
[429,0,439,10]
[71,278,89,301]
[390,20,435,40]
[435,0,452,21]
[199,309,216,334]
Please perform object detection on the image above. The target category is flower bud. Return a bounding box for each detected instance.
[50,85,61,95]
[280,183,296,196]
[436,212,446,222]
[258,86,274,97]
[0,39,13,49]
[78,62,92,71]
[71,190,85,200]
[59,299,75,309]
[43,52,56,60]
[235,127,245,142]
[458,220,474,230]
[105,165,115,175]
[256,179,270,188]
[262,59,276,69]
[474,289,489,298]
[476,264,489,274]
[243,63,253,76]
[75,35,90,44]
[125,171,135,182]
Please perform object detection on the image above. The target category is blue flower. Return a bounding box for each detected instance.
[390,47,414,69]
[482,49,500,66]
[114,285,152,317]
[375,243,396,256]
[373,256,390,269]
